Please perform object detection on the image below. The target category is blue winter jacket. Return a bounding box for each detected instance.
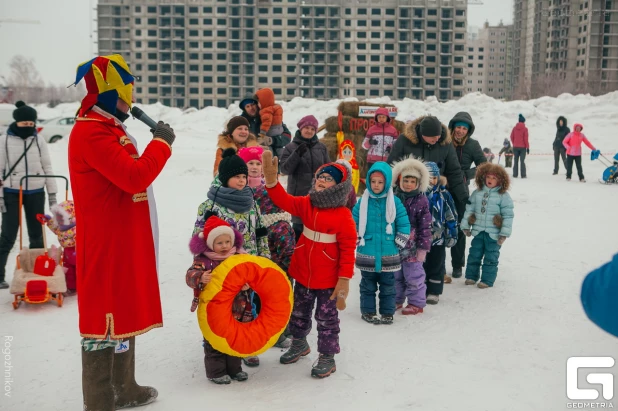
[581,253,618,337]
[353,162,410,272]
[460,186,514,241]
[425,183,458,247]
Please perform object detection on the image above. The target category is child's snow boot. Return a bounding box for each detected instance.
[402,304,424,315]
[380,315,394,325]
[82,346,115,411]
[280,337,310,364]
[311,354,336,379]
[230,371,248,382]
[426,294,439,305]
[112,337,158,409]
[361,312,380,324]
[465,279,476,285]
[477,282,490,289]
[209,375,231,385]
[444,274,452,284]
[452,267,463,278]
[242,356,260,367]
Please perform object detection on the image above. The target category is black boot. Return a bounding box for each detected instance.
[112,337,158,409]
[361,312,380,324]
[279,338,310,364]
[452,267,463,278]
[82,346,115,411]
[311,354,336,378]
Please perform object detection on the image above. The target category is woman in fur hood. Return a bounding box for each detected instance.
[386,115,467,209]
[460,163,514,289]
[213,116,258,176]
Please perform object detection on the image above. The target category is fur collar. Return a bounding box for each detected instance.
[474,163,510,194]
[402,116,452,147]
[216,133,258,151]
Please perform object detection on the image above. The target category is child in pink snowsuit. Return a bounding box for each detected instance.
[362,108,399,170]
[46,200,77,294]
[562,123,596,182]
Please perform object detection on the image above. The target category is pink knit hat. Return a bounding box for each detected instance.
[238,146,264,164]
[297,115,318,130]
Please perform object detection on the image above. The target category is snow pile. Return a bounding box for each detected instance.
[1,93,617,411]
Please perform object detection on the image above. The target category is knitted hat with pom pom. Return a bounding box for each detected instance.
[218,148,249,187]
[13,101,37,123]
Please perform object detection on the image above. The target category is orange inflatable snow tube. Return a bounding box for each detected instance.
[197,254,293,357]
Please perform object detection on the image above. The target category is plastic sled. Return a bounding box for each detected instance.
[11,175,69,309]
[593,153,618,184]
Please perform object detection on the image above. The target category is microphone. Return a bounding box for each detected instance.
[130,106,159,130]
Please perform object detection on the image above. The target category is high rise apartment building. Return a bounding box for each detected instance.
[466,21,513,99]
[513,0,618,97]
[97,0,468,108]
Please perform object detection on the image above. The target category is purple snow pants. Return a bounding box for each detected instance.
[289,282,340,355]
[395,261,427,308]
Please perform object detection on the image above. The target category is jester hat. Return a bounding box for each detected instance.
[73,54,135,115]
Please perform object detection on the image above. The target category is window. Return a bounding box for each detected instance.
[356,67,366,73]
[428,9,437,16]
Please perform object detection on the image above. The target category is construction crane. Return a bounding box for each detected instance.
[0,19,41,27]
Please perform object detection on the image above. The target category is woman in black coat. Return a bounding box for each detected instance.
[553,116,570,175]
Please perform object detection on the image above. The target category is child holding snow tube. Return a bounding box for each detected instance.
[262,151,357,379]
[192,148,270,367]
[186,215,252,384]
[460,163,514,288]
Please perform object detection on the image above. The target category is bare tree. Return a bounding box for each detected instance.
[6,55,45,103]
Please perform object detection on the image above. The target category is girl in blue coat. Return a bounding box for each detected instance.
[581,253,618,337]
[461,163,514,288]
[353,162,410,325]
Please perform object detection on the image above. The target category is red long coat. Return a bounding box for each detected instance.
[266,183,356,289]
[68,108,171,339]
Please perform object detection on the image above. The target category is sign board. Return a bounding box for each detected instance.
[358,106,398,118]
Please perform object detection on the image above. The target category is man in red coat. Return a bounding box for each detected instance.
[68,55,175,410]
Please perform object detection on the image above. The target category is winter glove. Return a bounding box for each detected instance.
[416,249,427,263]
[497,236,507,246]
[463,229,471,237]
[526,148,530,155]
[0,198,6,214]
[257,134,273,147]
[400,248,412,261]
[369,139,379,146]
[48,193,57,208]
[261,150,279,188]
[591,150,601,161]
[152,121,176,147]
[329,277,350,311]
[295,142,308,157]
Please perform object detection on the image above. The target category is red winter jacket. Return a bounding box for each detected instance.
[510,122,529,149]
[266,183,357,289]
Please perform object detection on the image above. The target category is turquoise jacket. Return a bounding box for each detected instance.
[460,185,514,241]
[353,162,410,272]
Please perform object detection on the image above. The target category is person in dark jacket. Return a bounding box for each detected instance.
[447,112,486,280]
[581,252,618,338]
[387,115,467,210]
[553,116,570,175]
[279,115,330,241]
[239,95,291,159]
[499,139,513,168]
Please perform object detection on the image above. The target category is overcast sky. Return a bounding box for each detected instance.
[0,0,513,85]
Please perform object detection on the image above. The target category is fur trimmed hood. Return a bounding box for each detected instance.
[216,133,258,151]
[391,156,430,193]
[556,116,568,128]
[402,115,451,147]
[474,163,510,194]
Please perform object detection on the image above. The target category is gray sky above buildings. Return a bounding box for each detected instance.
[0,0,513,85]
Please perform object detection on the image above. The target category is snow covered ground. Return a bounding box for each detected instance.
[1,93,618,410]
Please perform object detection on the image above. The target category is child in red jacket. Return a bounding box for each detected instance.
[362,108,399,170]
[262,151,356,379]
[254,88,284,147]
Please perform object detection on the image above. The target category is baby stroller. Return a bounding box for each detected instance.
[11,175,69,309]
[591,151,618,185]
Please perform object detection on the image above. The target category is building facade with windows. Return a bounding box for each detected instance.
[465,21,513,99]
[97,0,468,108]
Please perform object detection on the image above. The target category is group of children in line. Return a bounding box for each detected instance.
[186,97,516,384]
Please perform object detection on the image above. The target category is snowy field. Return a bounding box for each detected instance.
[1,93,618,410]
